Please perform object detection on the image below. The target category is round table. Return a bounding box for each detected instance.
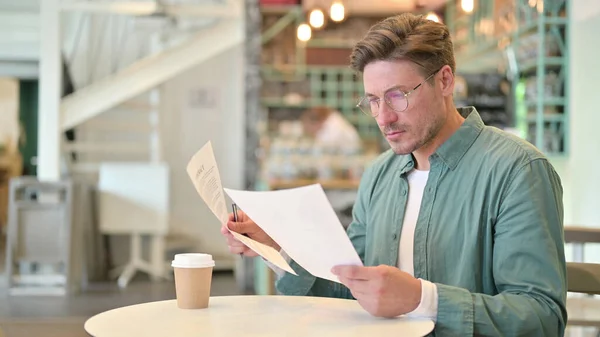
[84,295,434,337]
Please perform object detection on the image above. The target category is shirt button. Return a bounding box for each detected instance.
[402,189,407,196]
[428,187,433,193]
[392,234,398,240]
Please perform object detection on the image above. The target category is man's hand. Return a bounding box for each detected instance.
[220,210,281,257]
[332,265,422,318]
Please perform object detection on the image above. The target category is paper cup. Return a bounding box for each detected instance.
[172,253,215,309]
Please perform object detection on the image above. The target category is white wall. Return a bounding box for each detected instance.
[550,0,600,263]
[161,43,245,266]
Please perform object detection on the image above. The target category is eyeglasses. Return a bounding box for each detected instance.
[356,68,441,118]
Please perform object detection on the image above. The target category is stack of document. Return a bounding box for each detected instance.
[186,141,363,283]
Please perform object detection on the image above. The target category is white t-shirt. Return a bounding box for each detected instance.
[400,169,438,320]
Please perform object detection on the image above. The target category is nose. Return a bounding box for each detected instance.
[375,101,398,127]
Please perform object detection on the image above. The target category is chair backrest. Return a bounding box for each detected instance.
[98,163,169,235]
[567,262,600,295]
[563,226,600,294]
[564,226,600,243]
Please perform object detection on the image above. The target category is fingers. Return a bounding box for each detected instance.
[331,265,373,280]
[227,237,258,257]
[227,219,258,236]
[221,224,243,248]
[334,266,385,298]
[228,243,255,256]
[228,241,248,254]
[221,224,240,240]
[228,210,246,222]
[223,227,242,244]
[226,220,244,234]
[221,224,259,257]
[338,275,371,295]
[228,209,250,222]
[220,224,230,235]
[223,210,269,259]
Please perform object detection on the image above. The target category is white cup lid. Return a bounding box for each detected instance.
[171,253,215,268]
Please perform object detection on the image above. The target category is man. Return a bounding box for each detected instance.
[221,13,566,336]
[300,105,362,153]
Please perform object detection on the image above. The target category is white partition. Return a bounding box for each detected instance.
[98,162,169,235]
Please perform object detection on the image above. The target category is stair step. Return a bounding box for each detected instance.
[61,19,244,130]
[90,107,156,121]
[64,142,150,154]
[79,120,155,133]
[119,100,158,112]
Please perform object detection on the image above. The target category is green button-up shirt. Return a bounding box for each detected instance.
[276,107,567,336]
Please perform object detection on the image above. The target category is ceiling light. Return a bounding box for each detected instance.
[330,1,345,22]
[426,12,440,23]
[461,0,474,13]
[309,9,325,29]
[297,23,312,42]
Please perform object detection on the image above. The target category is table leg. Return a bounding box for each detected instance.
[150,235,166,282]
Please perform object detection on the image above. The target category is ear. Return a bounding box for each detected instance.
[438,65,454,97]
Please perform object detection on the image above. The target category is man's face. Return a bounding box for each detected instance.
[363,60,446,155]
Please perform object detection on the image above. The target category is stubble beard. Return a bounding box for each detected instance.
[384,116,445,156]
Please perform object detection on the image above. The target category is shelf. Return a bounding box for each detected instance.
[447,0,570,155]
[520,57,565,74]
[516,17,569,36]
[261,98,312,108]
[454,39,500,63]
[260,66,378,142]
[261,98,362,111]
[525,98,566,107]
[526,113,565,123]
[260,4,301,15]
[268,178,360,190]
[346,113,374,125]
[454,15,470,26]
[307,39,357,49]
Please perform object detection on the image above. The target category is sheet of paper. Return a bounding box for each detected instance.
[224,184,363,283]
[186,141,229,225]
[186,142,296,275]
[229,232,297,276]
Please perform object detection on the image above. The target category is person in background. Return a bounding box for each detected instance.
[300,105,362,153]
[221,13,566,336]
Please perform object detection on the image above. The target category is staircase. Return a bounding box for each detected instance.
[57,0,245,287]
[0,0,244,175]
[59,1,244,176]
[64,92,162,174]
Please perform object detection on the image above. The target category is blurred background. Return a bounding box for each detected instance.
[0,0,598,336]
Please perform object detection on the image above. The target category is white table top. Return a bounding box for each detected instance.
[84,295,435,337]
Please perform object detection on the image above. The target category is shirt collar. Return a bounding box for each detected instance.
[394,107,484,174]
[396,155,415,175]
[433,107,484,170]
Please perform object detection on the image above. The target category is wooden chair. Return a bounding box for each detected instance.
[567,262,600,295]
[564,226,600,336]
[564,226,600,262]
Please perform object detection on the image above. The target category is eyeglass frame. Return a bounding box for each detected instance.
[356,67,442,118]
